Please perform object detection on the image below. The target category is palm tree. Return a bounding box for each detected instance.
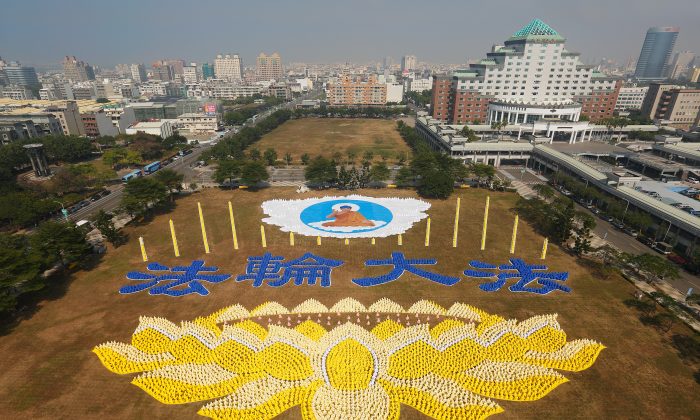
[491,120,508,141]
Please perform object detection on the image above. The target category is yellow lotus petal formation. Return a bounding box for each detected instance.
[93,298,604,419]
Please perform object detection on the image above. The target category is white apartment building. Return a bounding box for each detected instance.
[183,64,200,83]
[404,76,433,93]
[615,85,649,111]
[214,54,242,81]
[177,113,219,133]
[184,81,263,100]
[386,83,404,103]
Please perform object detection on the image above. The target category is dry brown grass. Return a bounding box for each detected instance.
[254,118,411,163]
[0,187,698,419]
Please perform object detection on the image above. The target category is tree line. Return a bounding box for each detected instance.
[0,221,93,316]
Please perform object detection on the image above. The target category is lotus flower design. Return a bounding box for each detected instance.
[94,298,604,419]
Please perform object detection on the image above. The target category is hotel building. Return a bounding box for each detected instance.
[431,19,621,125]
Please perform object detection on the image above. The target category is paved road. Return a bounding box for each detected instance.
[498,167,699,294]
[67,93,321,222]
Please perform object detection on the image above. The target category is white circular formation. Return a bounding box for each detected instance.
[261,195,431,238]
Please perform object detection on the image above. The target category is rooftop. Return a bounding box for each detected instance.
[508,19,565,42]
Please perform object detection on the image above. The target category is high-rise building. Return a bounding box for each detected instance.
[164,59,185,76]
[214,54,242,81]
[183,63,200,83]
[634,27,679,81]
[640,82,681,119]
[151,64,175,82]
[431,19,621,124]
[401,55,417,72]
[668,51,695,80]
[691,67,700,83]
[326,75,387,106]
[63,56,95,82]
[383,56,393,70]
[255,53,283,82]
[130,64,147,83]
[4,61,40,89]
[201,63,215,80]
[650,88,700,129]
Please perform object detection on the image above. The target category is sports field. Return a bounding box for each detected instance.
[254,118,411,163]
[0,187,698,419]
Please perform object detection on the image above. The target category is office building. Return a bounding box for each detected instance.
[404,76,433,93]
[214,54,243,81]
[652,88,700,129]
[80,110,118,137]
[1,85,36,100]
[431,19,621,124]
[326,75,386,106]
[615,85,649,111]
[183,63,200,83]
[151,64,175,82]
[44,101,86,136]
[691,67,700,83]
[201,63,215,80]
[401,55,417,72]
[668,51,695,80]
[4,61,40,89]
[0,112,63,136]
[267,83,291,100]
[177,113,219,133]
[130,64,147,83]
[184,81,263,100]
[640,83,681,119]
[255,52,283,82]
[383,56,393,70]
[63,56,95,82]
[634,27,679,81]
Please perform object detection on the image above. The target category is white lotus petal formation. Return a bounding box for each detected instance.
[94,298,605,419]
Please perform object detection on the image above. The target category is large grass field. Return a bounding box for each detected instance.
[254,118,411,163]
[0,187,698,419]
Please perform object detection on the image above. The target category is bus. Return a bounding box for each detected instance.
[143,161,161,174]
[121,169,142,182]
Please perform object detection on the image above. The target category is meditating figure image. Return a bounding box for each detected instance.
[323,205,375,227]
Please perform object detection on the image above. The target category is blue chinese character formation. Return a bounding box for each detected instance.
[353,252,460,287]
[120,261,232,296]
[464,258,570,295]
[236,253,343,287]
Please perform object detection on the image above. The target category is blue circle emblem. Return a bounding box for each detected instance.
[300,199,393,234]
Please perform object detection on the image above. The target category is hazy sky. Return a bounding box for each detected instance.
[1,0,698,69]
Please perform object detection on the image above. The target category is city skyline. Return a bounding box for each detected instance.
[1,0,698,69]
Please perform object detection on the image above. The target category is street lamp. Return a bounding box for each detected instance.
[621,199,630,223]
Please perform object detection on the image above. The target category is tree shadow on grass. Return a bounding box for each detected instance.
[0,253,104,336]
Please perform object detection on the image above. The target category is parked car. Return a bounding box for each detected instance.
[624,227,639,237]
[612,220,625,230]
[667,253,688,265]
[651,241,673,255]
[638,236,654,246]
